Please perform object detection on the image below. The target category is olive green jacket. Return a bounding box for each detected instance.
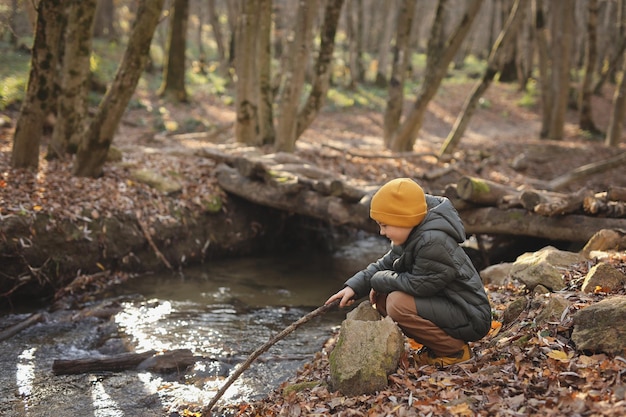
[345,195,492,342]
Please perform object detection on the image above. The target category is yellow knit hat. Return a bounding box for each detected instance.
[370,178,427,227]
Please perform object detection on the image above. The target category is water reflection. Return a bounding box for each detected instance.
[0,236,389,414]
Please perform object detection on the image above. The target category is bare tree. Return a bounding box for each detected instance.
[93,0,116,39]
[257,0,275,145]
[234,0,260,145]
[296,0,345,138]
[533,0,551,137]
[386,0,484,152]
[11,0,66,170]
[73,0,165,177]
[383,0,417,148]
[579,0,599,134]
[47,0,97,160]
[274,0,318,152]
[606,49,626,146]
[439,0,529,157]
[345,0,365,88]
[545,0,573,140]
[374,0,398,87]
[207,0,227,68]
[158,0,189,102]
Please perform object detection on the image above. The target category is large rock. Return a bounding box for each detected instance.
[581,262,626,293]
[480,262,513,286]
[572,296,626,355]
[581,229,626,258]
[329,303,404,396]
[510,246,584,291]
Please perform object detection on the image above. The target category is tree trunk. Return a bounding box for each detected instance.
[579,0,599,133]
[235,0,260,145]
[207,0,227,67]
[374,0,398,87]
[275,0,317,152]
[546,0,573,140]
[439,0,529,157]
[383,0,416,147]
[346,0,365,88]
[11,0,66,170]
[93,0,116,39]
[47,0,97,160]
[533,0,551,138]
[388,0,484,152]
[257,0,275,145]
[605,51,626,147]
[158,0,189,102]
[296,0,345,138]
[73,0,165,178]
[225,0,238,69]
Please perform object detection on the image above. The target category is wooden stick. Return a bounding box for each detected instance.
[52,350,156,375]
[546,151,626,191]
[0,313,44,343]
[203,300,340,414]
[136,210,173,270]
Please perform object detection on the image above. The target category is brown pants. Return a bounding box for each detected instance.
[375,291,466,356]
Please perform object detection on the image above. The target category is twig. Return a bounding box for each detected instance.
[319,143,437,159]
[0,313,44,342]
[136,211,173,270]
[203,300,341,414]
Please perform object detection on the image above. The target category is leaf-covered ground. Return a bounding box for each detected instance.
[211,259,626,417]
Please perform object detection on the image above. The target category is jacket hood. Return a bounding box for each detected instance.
[418,195,466,243]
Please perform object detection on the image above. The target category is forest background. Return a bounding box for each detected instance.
[0,0,625,304]
[1,0,626,415]
[2,0,626,304]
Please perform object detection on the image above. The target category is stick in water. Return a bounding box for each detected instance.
[203,299,340,414]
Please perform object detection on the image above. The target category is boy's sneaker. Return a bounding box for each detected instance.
[412,343,472,367]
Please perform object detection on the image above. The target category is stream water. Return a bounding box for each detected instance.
[0,236,388,416]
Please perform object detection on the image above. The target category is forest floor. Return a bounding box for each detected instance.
[1,80,626,416]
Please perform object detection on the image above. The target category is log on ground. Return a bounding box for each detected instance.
[460,207,626,243]
[456,176,519,207]
[53,350,157,375]
[52,349,199,375]
[216,164,376,232]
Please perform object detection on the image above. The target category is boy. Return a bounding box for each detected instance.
[325,178,492,367]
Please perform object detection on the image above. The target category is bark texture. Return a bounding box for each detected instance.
[11,0,66,169]
[73,0,165,177]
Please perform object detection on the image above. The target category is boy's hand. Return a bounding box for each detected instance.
[325,287,356,308]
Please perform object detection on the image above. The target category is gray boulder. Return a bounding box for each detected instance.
[572,296,626,354]
[581,262,626,293]
[510,246,583,291]
[329,302,404,396]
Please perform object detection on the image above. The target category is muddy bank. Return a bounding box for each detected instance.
[0,195,351,308]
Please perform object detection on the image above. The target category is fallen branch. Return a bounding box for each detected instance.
[203,300,341,414]
[584,195,626,217]
[319,143,437,159]
[136,211,173,270]
[0,312,44,342]
[53,350,157,375]
[533,187,593,216]
[546,152,626,191]
[608,186,626,202]
[456,176,519,206]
